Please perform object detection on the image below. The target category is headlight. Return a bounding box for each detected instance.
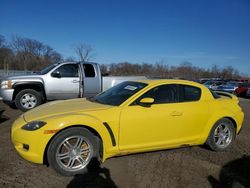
[22,121,47,131]
[0,80,12,89]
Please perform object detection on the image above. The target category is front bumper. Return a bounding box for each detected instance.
[0,88,14,101]
[11,116,53,164]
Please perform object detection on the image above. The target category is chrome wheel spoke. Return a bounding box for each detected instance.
[218,125,223,133]
[222,139,227,146]
[77,155,86,164]
[67,158,75,168]
[21,98,27,103]
[80,148,89,155]
[63,140,73,150]
[216,137,223,145]
[58,152,70,160]
[75,137,83,149]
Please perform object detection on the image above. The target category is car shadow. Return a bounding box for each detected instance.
[208,155,250,188]
[67,158,117,188]
[0,109,9,124]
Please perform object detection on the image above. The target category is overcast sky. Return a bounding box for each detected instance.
[1,0,250,75]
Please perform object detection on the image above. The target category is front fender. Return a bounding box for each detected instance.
[41,113,119,161]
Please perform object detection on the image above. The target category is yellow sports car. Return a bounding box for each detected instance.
[11,80,244,176]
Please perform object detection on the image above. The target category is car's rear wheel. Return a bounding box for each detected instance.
[15,89,42,112]
[206,118,236,151]
[47,127,100,176]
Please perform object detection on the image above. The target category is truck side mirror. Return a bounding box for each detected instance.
[139,98,154,107]
[51,71,61,78]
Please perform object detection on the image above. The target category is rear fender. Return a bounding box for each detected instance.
[200,111,238,144]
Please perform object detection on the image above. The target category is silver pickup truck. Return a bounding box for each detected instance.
[0,62,146,111]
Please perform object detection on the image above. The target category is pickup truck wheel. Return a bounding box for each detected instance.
[206,118,235,151]
[47,127,100,176]
[15,89,42,112]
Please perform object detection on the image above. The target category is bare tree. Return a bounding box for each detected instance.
[74,43,93,62]
[0,35,6,48]
[10,35,62,70]
[65,56,76,62]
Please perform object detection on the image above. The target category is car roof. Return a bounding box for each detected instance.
[135,79,203,86]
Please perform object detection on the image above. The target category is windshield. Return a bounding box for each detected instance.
[39,63,59,75]
[89,81,148,106]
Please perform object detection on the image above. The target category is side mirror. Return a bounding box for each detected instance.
[139,98,154,107]
[51,71,61,78]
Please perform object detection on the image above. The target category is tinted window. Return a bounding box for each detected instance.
[179,85,201,102]
[137,84,178,104]
[83,64,95,77]
[52,64,79,77]
[89,81,147,106]
[241,83,250,87]
[40,63,59,74]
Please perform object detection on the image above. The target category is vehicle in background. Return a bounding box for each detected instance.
[0,62,146,112]
[246,88,250,98]
[215,82,240,93]
[203,80,225,90]
[238,78,249,83]
[197,78,210,84]
[234,82,250,97]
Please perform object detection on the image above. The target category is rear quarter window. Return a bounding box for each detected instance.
[83,64,95,77]
[179,85,201,102]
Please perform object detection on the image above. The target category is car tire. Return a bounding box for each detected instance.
[47,127,100,176]
[206,118,236,151]
[15,89,42,112]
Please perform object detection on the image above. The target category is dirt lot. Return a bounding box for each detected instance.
[0,99,250,188]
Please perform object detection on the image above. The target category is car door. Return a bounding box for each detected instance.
[46,63,80,100]
[119,84,183,151]
[82,63,102,97]
[119,84,209,151]
[173,84,209,142]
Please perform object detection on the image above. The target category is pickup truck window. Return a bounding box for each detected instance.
[83,64,95,77]
[52,64,79,77]
[40,63,58,74]
[89,81,147,106]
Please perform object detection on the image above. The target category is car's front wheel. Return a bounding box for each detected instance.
[15,89,42,112]
[206,118,236,151]
[47,127,100,176]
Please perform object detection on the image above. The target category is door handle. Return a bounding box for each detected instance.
[72,80,80,83]
[170,111,183,116]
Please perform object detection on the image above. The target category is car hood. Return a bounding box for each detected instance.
[23,98,112,122]
[3,74,41,80]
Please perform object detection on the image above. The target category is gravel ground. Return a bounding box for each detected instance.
[0,99,249,188]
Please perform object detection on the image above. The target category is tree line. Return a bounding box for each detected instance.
[0,35,242,80]
[100,62,240,80]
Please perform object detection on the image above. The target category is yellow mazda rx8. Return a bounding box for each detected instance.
[11,80,244,176]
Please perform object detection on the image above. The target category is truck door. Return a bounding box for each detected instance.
[82,63,102,97]
[46,63,80,100]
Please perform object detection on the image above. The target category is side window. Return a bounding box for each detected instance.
[137,84,178,104]
[52,64,79,77]
[179,85,201,102]
[83,64,95,77]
